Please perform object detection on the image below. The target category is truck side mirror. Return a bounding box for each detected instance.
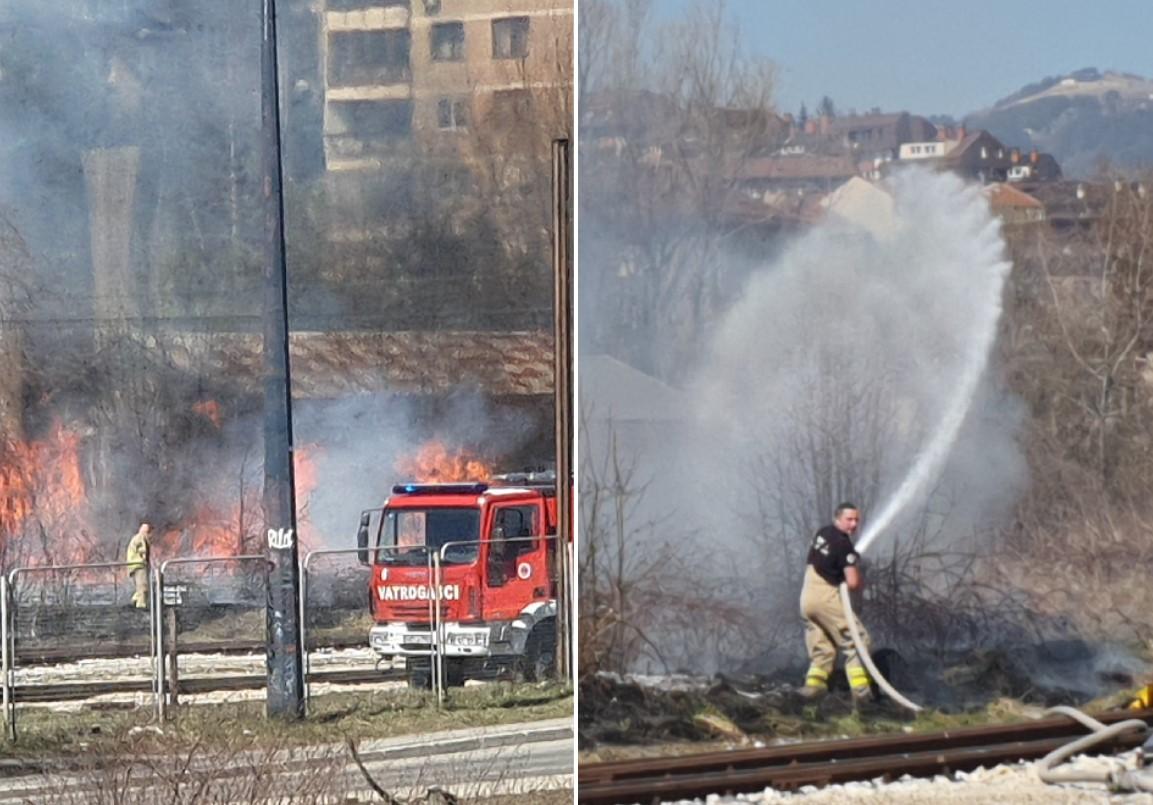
[356,511,371,566]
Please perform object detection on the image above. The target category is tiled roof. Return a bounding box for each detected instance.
[165,331,555,398]
[723,191,826,225]
[985,183,1043,208]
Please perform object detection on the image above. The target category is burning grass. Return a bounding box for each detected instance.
[395,441,493,483]
[579,689,1140,765]
[577,663,1144,760]
[0,423,100,567]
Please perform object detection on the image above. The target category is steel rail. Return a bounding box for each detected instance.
[579,707,1153,804]
[7,636,368,666]
[10,668,406,704]
[579,733,1151,803]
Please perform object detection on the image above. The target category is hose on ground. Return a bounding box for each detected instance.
[838,583,922,713]
[1037,705,1153,792]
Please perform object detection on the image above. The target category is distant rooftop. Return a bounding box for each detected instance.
[164,330,555,398]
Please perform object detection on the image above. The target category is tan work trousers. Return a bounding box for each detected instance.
[800,565,870,687]
[131,568,148,609]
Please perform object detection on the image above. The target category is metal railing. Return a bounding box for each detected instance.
[4,560,151,740]
[155,555,269,722]
[0,536,574,739]
[299,545,444,711]
[299,546,377,710]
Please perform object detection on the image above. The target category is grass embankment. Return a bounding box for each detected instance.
[2,681,572,759]
[173,609,374,647]
[580,691,1138,764]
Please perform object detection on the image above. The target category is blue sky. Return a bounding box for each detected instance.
[652,0,1153,118]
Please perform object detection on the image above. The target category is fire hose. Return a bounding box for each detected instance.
[1036,705,1153,792]
[838,581,1153,788]
[838,583,923,713]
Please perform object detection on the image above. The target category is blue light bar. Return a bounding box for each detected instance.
[391,483,490,495]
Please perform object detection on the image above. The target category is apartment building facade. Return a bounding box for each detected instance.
[321,0,572,172]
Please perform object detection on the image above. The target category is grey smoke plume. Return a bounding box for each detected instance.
[295,391,540,550]
[693,168,1025,557]
[580,169,1029,673]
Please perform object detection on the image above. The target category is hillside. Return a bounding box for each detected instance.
[965,68,1153,178]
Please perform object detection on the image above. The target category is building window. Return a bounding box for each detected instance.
[980,146,988,160]
[430,22,464,62]
[335,99,413,138]
[328,30,411,86]
[492,16,529,59]
[437,98,469,130]
[491,88,532,121]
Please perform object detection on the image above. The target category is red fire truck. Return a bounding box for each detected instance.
[356,472,562,688]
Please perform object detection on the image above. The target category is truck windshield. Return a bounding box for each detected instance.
[375,507,481,566]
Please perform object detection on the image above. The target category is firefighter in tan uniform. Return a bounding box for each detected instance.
[799,503,873,701]
[125,522,153,609]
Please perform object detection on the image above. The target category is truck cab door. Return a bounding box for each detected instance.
[482,502,548,621]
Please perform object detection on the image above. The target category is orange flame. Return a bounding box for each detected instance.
[394,441,492,483]
[0,417,326,569]
[294,444,321,548]
[192,400,223,428]
[0,422,97,566]
[163,442,324,558]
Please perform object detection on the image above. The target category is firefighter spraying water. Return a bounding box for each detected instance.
[798,503,923,712]
[799,503,872,702]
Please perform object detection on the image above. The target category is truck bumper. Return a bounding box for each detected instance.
[370,622,523,659]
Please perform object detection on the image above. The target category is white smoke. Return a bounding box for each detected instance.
[694,168,1023,556]
[294,391,541,549]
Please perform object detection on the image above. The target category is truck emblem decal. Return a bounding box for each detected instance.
[517,562,532,580]
[267,527,295,550]
[377,584,461,602]
[379,568,389,581]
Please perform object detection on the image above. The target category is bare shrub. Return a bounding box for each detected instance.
[578,413,755,675]
[999,176,1153,634]
[580,0,780,379]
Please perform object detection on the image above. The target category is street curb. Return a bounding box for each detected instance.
[357,724,574,761]
[0,720,574,779]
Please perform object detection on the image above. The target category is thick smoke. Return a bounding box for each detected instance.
[582,169,1029,673]
[296,391,540,550]
[0,0,272,311]
[693,169,1025,558]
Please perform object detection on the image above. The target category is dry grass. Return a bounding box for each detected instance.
[465,789,573,805]
[2,681,572,759]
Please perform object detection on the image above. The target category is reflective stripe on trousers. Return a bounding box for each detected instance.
[799,565,872,687]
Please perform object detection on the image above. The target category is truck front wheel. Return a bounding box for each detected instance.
[520,621,557,682]
[444,658,466,687]
[406,658,432,689]
[406,658,467,688]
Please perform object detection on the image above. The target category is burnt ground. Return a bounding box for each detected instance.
[578,641,1148,751]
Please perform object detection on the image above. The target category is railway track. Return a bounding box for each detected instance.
[12,668,406,703]
[578,707,1153,804]
[10,636,367,666]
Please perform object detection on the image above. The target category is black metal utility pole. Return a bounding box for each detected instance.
[260,0,303,719]
[551,139,573,679]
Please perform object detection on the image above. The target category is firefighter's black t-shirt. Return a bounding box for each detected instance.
[806,525,860,586]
